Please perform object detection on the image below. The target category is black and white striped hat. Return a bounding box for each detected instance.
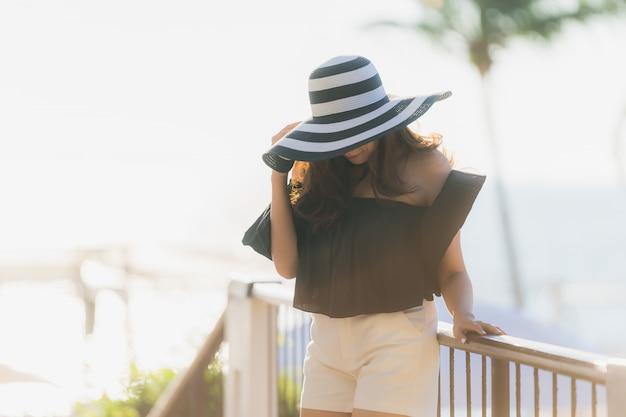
[263,55,451,171]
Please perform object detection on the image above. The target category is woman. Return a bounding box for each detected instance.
[244,55,504,417]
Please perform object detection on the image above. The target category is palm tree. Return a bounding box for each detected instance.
[370,0,626,309]
[614,100,626,189]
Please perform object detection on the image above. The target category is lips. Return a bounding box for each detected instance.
[344,150,361,159]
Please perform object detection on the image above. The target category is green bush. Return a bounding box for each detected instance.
[74,359,223,417]
[74,395,141,417]
[278,368,302,417]
[203,359,224,416]
[74,359,301,417]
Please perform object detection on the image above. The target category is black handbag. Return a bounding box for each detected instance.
[242,204,273,260]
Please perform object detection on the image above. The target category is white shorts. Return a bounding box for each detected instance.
[301,300,439,416]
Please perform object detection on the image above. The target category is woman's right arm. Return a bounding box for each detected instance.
[269,123,300,279]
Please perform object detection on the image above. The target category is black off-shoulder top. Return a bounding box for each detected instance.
[242,170,485,318]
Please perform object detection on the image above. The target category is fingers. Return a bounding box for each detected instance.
[271,121,301,145]
[454,320,506,344]
[267,122,300,174]
[480,322,507,335]
[454,320,485,337]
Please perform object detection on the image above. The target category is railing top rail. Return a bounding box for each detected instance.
[437,322,613,383]
[232,279,625,386]
[250,281,294,306]
[228,275,290,306]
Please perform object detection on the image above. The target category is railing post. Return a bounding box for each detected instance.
[491,358,510,417]
[188,369,207,417]
[226,277,279,417]
[606,359,626,417]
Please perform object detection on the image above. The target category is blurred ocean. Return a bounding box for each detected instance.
[463,181,626,347]
[0,180,625,416]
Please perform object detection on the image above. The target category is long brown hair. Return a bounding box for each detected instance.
[290,127,445,231]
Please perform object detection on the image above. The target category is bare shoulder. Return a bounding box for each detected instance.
[402,149,452,206]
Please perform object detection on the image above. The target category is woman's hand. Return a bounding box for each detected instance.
[453,313,506,344]
[272,121,300,145]
[269,122,300,174]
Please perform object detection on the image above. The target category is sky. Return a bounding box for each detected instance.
[1,0,625,253]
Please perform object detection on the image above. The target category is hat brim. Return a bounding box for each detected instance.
[262,91,451,170]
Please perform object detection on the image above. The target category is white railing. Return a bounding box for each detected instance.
[225,276,626,417]
[5,255,625,416]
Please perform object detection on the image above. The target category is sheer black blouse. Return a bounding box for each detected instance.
[243,170,485,318]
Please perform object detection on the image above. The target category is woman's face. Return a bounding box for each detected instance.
[343,141,377,165]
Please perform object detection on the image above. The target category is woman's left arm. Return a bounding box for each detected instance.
[438,232,506,342]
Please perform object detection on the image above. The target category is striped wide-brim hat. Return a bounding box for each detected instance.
[263,55,451,171]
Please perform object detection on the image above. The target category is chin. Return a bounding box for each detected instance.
[345,157,366,165]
